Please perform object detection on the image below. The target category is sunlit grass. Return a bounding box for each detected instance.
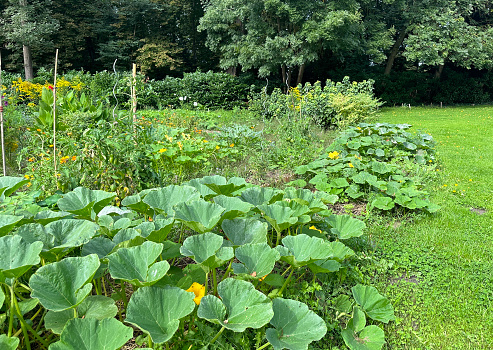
[369,106,493,348]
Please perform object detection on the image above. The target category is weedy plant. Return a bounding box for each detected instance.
[0,175,395,350]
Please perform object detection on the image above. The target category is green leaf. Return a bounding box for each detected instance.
[308,259,341,274]
[30,255,100,311]
[0,286,4,309]
[266,298,327,350]
[197,278,273,332]
[48,318,133,350]
[180,232,233,272]
[326,215,366,239]
[240,187,283,206]
[257,203,298,233]
[221,218,268,246]
[352,284,395,323]
[276,234,331,267]
[0,215,23,237]
[143,185,200,215]
[0,176,29,198]
[144,218,174,243]
[0,335,19,350]
[125,285,195,344]
[203,175,246,196]
[34,210,71,225]
[371,197,394,211]
[341,324,385,350]
[213,195,254,221]
[232,243,280,278]
[45,295,118,334]
[351,172,377,185]
[43,219,99,257]
[121,190,154,216]
[0,235,43,278]
[174,199,225,233]
[81,237,116,259]
[370,162,394,175]
[330,178,350,188]
[57,187,116,219]
[107,241,169,287]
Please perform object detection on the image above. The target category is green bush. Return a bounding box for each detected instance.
[249,77,383,129]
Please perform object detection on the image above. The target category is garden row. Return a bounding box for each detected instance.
[0,175,394,349]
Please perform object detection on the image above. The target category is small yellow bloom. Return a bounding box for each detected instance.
[348,163,354,168]
[230,143,234,147]
[215,145,220,150]
[328,151,339,160]
[158,148,167,153]
[49,144,53,148]
[203,140,208,143]
[186,282,205,305]
[24,174,30,179]
[71,156,76,161]
[28,157,35,162]
[356,127,361,130]
[469,179,472,181]
[309,225,323,234]
[36,129,41,132]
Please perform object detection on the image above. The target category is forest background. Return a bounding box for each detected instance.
[1,0,493,105]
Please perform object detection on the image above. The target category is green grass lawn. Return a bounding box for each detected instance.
[369,106,493,349]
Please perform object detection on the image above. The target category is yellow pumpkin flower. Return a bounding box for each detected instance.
[328,151,339,160]
[186,282,205,305]
[348,163,354,168]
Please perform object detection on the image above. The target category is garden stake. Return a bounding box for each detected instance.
[53,49,58,183]
[0,51,6,175]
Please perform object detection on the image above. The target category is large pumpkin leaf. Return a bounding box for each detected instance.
[174,199,225,233]
[232,243,280,278]
[0,215,23,237]
[213,195,254,221]
[276,234,331,267]
[203,175,247,196]
[0,176,29,198]
[221,218,268,246]
[57,187,116,219]
[240,187,283,206]
[180,232,233,272]
[44,219,99,256]
[120,189,154,216]
[257,203,298,233]
[0,335,19,350]
[352,284,395,323]
[197,278,273,332]
[0,235,43,278]
[326,215,366,239]
[107,241,169,287]
[283,188,326,212]
[125,285,195,344]
[142,218,174,243]
[45,295,118,334]
[48,317,133,350]
[266,298,327,350]
[30,254,100,311]
[143,185,200,215]
[34,210,71,225]
[185,178,217,198]
[341,307,385,350]
[81,237,116,259]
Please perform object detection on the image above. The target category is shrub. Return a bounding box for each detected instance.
[249,77,383,129]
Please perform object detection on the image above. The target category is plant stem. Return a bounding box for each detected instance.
[204,272,208,294]
[256,342,272,350]
[8,284,14,337]
[278,268,294,296]
[147,335,153,348]
[281,265,291,276]
[210,326,225,344]
[275,228,281,246]
[120,280,128,310]
[212,268,218,296]
[220,260,233,282]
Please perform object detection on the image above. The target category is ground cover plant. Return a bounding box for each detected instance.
[363,106,493,348]
[0,175,395,349]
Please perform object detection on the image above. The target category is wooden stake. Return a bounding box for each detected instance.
[0,51,6,176]
[53,49,58,181]
[131,63,137,136]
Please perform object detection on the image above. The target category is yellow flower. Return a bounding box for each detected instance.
[177,141,183,150]
[36,129,41,132]
[203,140,208,143]
[309,225,323,234]
[348,163,354,168]
[28,157,35,162]
[215,145,220,150]
[71,156,76,161]
[158,148,167,153]
[356,126,361,130]
[24,174,30,179]
[186,282,205,305]
[328,151,339,160]
[230,143,234,147]
[49,144,54,147]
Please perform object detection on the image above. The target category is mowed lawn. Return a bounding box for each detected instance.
[369,106,493,349]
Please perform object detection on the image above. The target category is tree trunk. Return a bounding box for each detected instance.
[296,63,305,85]
[226,66,237,76]
[434,64,444,80]
[384,29,407,76]
[281,64,287,93]
[23,45,34,81]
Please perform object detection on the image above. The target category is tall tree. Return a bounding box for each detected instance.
[0,0,58,79]
[198,0,362,85]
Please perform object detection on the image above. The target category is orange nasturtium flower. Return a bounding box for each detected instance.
[186,282,205,305]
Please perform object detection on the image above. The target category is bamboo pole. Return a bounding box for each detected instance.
[0,51,6,176]
[53,49,58,181]
[132,63,137,123]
